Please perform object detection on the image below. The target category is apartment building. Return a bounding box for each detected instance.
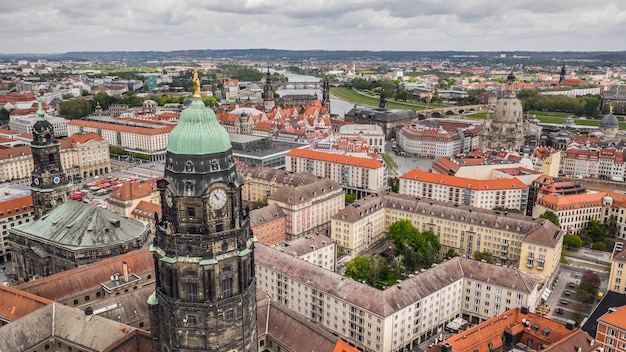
[596,305,626,352]
[59,132,111,179]
[256,244,540,352]
[250,203,287,246]
[267,178,344,239]
[609,242,626,294]
[107,178,160,217]
[0,146,32,184]
[333,193,563,280]
[338,124,385,153]
[399,168,529,212]
[562,147,625,180]
[0,185,33,263]
[67,119,173,161]
[274,233,337,272]
[432,156,524,179]
[533,192,607,235]
[286,149,387,198]
[238,162,320,204]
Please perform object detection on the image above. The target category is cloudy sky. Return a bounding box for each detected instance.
[2,0,626,54]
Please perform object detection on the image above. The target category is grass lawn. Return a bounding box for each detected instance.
[330,87,447,110]
[381,153,398,169]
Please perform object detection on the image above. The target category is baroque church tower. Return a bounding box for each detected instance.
[149,69,257,352]
[30,93,69,219]
[262,68,275,113]
[322,75,331,113]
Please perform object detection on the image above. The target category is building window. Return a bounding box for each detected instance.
[187,207,195,217]
[186,283,198,302]
[226,309,234,320]
[222,278,233,298]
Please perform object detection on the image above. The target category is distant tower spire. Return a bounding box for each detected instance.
[322,74,331,113]
[262,65,275,113]
[379,90,388,109]
[559,64,566,84]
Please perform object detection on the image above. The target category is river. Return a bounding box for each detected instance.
[269,70,355,117]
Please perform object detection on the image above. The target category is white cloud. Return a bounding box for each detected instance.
[1,0,625,53]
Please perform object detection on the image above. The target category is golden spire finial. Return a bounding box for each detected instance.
[610,105,614,114]
[192,68,201,98]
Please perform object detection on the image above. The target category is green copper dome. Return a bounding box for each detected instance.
[167,99,231,155]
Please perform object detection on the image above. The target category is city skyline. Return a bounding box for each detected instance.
[2,0,626,55]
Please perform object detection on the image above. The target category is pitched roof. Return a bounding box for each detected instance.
[537,192,606,211]
[268,178,342,205]
[0,303,143,351]
[0,285,52,322]
[109,178,159,202]
[255,244,537,317]
[250,203,285,228]
[286,149,384,169]
[68,119,173,136]
[430,307,596,352]
[131,200,162,219]
[0,145,31,160]
[401,168,528,190]
[257,297,339,352]
[17,247,153,302]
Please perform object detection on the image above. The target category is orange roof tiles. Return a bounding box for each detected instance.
[0,194,32,220]
[598,304,626,329]
[333,339,360,352]
[132,200,161,218]
[109,179,159,202]
[537,192,606,211]
[0,285,52,322]
[401,168,527,190]
[0,145,31,160]
[286,149,384,169]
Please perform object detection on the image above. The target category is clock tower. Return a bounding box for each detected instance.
[30,94,69,219]
[149,69,257,352]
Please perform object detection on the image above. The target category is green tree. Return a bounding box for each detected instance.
[59,99,92,119]
[445,249,459,258]
[132,152,150,160]
[539,210,561,227]
[583,220,606,242]
[0,108,9,122]
[387,220,440,270]
[109,147,127,156]
[395,89,410,101]
[92,92,113,110]
[390,256,406,280]
[563,234,583,249]
[473,251,494,264]
[345,256,370,282]
[123,93,142,107]
[367,255,389,285]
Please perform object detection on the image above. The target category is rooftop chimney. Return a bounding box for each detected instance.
[123,261,129,283]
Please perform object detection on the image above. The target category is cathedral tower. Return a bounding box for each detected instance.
[30,93,69,219]
[262,69,275,113]
[149,69,257,352]
[322,75,331,112]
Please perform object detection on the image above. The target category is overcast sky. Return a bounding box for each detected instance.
[2,0,626,54]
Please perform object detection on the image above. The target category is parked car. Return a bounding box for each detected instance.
[560,300,569,305]
[568,282,576,288]
[564,291,572,296]
[556,308,564,314]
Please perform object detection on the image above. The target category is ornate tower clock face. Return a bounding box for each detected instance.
[34,178,40,185]
[208,188,227,209]
[53,177,60,184]
[165,188,174,207]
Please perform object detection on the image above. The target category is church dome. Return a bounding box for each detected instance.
[32,95,54,145]
[600,112,619,129]
[230,107,263,116]
[167,99,232,155]
[603,195,614,206]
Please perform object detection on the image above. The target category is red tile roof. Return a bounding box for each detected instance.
[68,120,173,136]
[0,285,52,322]
[401,168,527,190]
[286,149,384,169]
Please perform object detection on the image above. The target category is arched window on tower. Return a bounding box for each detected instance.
[48,154,54,162]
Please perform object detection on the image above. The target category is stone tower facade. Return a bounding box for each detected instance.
[149,70,257,352]
[30,94,69,219]
[480,72,536,151]
[262,69,275,113]
[322,76,331,112]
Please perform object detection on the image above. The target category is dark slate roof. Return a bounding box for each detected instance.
[268,178,342,205]
[12,200,148,250]
[345,106,418,123]
[0,303,141,351]
[255,244,537,317]
[580,290,626,337]
[257,297,339,352]
[250,203,285,228]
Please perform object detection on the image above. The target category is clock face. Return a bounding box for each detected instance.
[208,188,227,209]
[165,189,174,207]
[53,177,60,184]
[34,178,40,185]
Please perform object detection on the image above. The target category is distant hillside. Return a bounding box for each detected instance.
[0,49,625,65]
